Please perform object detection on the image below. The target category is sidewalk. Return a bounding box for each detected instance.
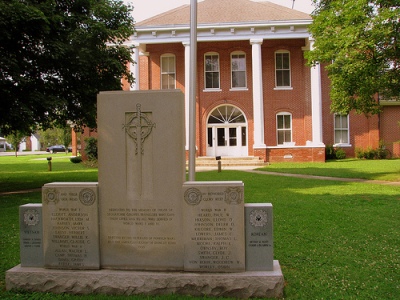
[194,165,400,186]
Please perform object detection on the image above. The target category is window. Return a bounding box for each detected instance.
[204,53,220,89]
[231,52,246,88]
[161,54,176,89]
[275,51,291,87]
[277,113,292,145]
[334,114,349,144]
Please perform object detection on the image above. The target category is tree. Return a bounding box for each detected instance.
[0,0,135,135]
[307,0,399,115]
[6,131,26,157]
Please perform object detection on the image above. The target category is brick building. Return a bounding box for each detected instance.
[122,0,400,162]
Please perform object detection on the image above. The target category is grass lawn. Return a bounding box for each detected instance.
[0,155,399,299]
[258,158,400,182]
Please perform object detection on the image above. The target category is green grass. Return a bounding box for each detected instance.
[0,154,98,193]
[258,158,400,182]
[0,155,399,299]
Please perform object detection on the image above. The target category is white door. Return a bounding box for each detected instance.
[206,105,248,157]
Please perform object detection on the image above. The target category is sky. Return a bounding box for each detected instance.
[126,0,315,23]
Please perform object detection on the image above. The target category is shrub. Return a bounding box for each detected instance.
[84,137,98,161]
[335,148,346,159]
[325,145,336,160]
[70,156,82,164]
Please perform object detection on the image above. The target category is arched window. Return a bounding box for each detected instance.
[208,105,246,124]
[161,54,176,89]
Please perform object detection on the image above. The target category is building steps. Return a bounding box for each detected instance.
[187,156,267,167]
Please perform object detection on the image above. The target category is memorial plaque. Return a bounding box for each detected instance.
[19,204,44,267]
[183,181,245,272]
[98,91,185,270]
[42,182,99,269]
[245,203,274,271]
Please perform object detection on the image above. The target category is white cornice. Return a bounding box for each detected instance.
[128,21,311,45]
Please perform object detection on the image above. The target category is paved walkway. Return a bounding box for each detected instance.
[195,165,400,186]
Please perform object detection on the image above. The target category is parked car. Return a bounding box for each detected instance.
[46,145,69,153]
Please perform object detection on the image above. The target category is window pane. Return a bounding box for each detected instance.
[229,128,237,146]
[282,53,290,69]
[217,128,225,146]
[242,127,246,146]
[277,115,283,129]
[284,115,291,129]
[278,131,284,144]
[205,55,219,71]
[232,71,246,87]
[208,128,213,147]
[283,70,290,86]
[276,54,282,69]
[284,130,291,142]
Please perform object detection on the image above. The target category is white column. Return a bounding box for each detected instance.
[183,41,190,150]
[131,42,140,90]
[250,39,266,148]
[309,39,324,145]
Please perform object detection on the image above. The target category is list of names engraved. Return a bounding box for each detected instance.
[42,184,99,269]
[183,182,245,272]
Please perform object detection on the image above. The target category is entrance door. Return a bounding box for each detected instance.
[206,105,248,157]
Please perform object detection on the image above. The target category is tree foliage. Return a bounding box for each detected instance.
[307,0,399,115]
[0,0,135,135]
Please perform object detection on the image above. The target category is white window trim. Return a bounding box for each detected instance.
[333,114,351,146]
[204,52,220,90]
[230,51,247,90]
[160,53,176,90]
[276,112,292,145]
[275,50,292,88]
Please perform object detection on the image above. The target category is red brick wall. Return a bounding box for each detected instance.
[380,105,400,156]
[132,39,400,162]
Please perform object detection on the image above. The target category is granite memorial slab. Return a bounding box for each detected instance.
[19,204,44,267]
[42,182,99,269]
[245,203,274,271]
[183,181,245,272]
[97,90,185,270]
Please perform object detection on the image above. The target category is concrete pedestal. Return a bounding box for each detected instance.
[6,260,284,298]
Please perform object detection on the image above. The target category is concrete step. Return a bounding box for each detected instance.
[188,156,267,167]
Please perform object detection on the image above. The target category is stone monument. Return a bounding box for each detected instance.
[6,90,284,298]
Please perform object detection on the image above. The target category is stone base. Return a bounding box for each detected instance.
[6,260,284,298]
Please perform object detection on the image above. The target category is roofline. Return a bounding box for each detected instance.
[134,19,312,32]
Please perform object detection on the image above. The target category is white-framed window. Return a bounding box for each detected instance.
[275,51,291,88]
[231,52,246,89]
[161,54,176,89]
[204,52,220,89]
[277,112,292,145]
[334,114,349,145]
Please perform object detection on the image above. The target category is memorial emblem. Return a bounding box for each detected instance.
[224,187,243,204]
[184,188,202,205]
[80,188,96,206]
[23,209,40,226]
[124,103,156,155]
[43,188,59,204]
[249,209,268,227]
[124,103,156,198]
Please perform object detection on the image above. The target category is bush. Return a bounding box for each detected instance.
[70,156,82,164]
[325,145,336,160]
[355,145,390,160]
[84,137,98,161]
[335,148,346,159]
